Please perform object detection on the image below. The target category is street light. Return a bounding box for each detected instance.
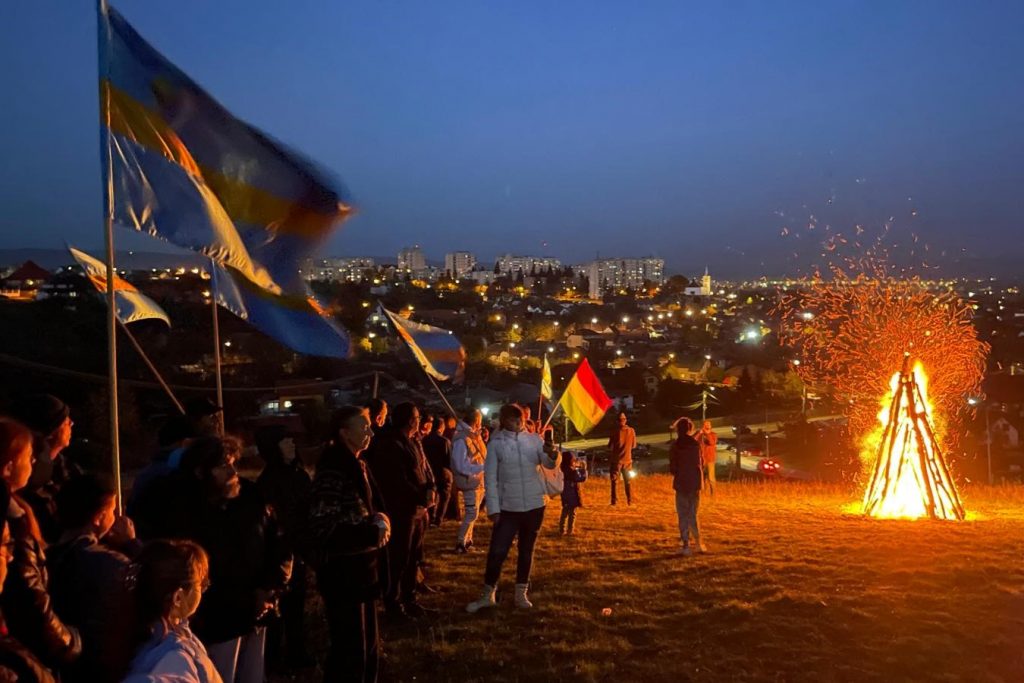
[591,317,599,324]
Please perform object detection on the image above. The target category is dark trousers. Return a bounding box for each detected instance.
[266,558,309,665]
[610,464,633,504]
[385,511,425,607]
[431,469,454,525]
[558,505,578,533]
[484,507,545,586]
[322,593,379,683]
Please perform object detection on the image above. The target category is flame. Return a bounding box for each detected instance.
[861,361,965,520]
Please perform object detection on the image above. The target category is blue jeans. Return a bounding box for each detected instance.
[674,491,701,547]
[484,507,545,586]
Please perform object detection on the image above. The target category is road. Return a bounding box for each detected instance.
[561,414,843,451]
[563,414,842,480]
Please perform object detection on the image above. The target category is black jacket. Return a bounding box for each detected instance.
[255,459,313,547]
[669,435,703,494]
[422,433,452,479]
[1,497,81,668]
[364,428,434,519]
[47,534,135,683]
[0,620,56,683]
[163,479,293,645]
[300,443,387,602]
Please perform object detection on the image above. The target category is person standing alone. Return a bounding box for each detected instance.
[696,420,718,497]
[607,412,636,506]
[669,418,706,555]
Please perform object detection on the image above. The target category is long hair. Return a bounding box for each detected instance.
[130,539,209,646]
[0,416,32,472]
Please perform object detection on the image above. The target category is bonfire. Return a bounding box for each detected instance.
[862,355,965,520]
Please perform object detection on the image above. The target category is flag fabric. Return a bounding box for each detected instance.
[540,354,553,400]
[68,246,170,325]
[382,307,466,383]
[211,264,349,359]
[98,4,352,297]
[558,358,613,435]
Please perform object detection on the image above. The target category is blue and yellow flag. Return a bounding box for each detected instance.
[212,264,349,359]
[382,307,466,383]
[68,245,170,326]
[98,4,352,296]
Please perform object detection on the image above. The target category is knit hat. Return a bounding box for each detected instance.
[9,394,69,436]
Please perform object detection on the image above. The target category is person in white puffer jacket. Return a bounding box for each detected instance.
[466,404,558,613]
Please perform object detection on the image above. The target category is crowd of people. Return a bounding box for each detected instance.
[0,391,713,683]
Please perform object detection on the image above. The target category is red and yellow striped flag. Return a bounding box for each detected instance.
[558,358,613,435]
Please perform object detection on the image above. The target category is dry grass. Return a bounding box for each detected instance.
[275,478,1024,682]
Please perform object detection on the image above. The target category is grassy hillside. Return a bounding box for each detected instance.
[274,478,1024,682]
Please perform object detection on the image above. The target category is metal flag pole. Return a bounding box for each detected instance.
[116,319,185,415]
[97,0,123,513]
[210,261,225,435]
[425,373,459,419]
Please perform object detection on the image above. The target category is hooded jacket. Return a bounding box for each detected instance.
[484,429,558,513]
[450,422,486,491]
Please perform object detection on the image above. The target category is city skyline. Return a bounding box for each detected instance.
[2,2,1024,279]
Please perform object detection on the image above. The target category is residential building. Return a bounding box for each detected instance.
[583,257,665,295]
[444,251,476,278]
[398,246,427,275]
[495,254,561,277]
[304,257,376,282]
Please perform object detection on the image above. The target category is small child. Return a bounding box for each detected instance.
[558,451,588,535]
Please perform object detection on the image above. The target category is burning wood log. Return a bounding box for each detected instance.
[862,353,965,521]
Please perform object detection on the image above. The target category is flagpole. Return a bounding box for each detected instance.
[542,398,563,432]
[211,297,225,434]
[537,353,545,427]
[372,371,379,399]
[425,373,458,419]
[98,0,123,513]
[116,319,185,415]
[210,273,225,436]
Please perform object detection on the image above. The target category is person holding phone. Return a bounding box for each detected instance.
[466,405,558,613]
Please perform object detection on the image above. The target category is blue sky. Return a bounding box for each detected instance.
[2,1,1023,277]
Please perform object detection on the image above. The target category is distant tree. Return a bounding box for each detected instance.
[662,274,690,296]
[493,261,501,274]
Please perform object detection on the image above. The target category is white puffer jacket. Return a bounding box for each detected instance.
[484,429,558,513]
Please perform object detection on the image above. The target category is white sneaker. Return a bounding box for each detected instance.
[466,584,497,613]
[679,546,693,556]
[514,583,533,608]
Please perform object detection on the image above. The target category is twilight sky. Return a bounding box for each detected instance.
[2,1,1023,278]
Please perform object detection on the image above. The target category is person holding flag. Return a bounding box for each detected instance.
[466,404,559,614]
